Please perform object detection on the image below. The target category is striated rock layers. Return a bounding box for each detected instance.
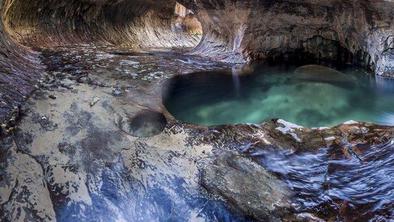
[0,0,43,135]
[3,0,202,48]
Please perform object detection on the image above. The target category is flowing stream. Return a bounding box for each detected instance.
[253,140,394,220]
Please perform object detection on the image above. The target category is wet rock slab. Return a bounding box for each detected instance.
[0,45,393,221]
[201,152,291,221]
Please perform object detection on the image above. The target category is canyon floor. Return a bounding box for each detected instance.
[0,45,393,222]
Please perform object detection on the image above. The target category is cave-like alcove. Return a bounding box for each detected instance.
[3,0,204,50]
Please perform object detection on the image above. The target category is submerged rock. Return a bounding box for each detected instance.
[294,65,356,87]
[201,152,291,221]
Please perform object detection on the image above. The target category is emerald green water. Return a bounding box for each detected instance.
[164,65,394,127]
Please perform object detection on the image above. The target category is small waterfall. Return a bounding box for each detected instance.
[232,25,246,52]
[230,25,248,97]
[375,75,394,93]
[231,63,254,96]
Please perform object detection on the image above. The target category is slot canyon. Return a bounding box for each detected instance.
[0,0,393,221]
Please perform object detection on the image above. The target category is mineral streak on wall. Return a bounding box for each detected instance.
[0,0,43,134]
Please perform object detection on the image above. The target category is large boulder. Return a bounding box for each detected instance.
[201,152,291,221]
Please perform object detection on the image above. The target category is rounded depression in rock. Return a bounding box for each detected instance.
[128,110,167,137]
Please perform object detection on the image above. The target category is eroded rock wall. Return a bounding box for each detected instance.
[4,0,202,48]
[192,0,394,76]
[0,0,42,135]
[2,0,393,75]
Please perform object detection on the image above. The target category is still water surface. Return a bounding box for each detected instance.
[164,64,394,127]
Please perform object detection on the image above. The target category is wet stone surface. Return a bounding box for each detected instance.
[0,45,393,221]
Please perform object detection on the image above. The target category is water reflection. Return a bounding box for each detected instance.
[231,67,241,96]
[376,75,394,93]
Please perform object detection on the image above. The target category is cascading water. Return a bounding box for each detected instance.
[253,140,394,220]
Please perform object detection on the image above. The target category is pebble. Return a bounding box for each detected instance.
[112,88,122,96]
[90,96,100,107]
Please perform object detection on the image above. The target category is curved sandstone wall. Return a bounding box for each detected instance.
[0,0,42,134]
[2,0,394,71]
[3,0,202,48]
